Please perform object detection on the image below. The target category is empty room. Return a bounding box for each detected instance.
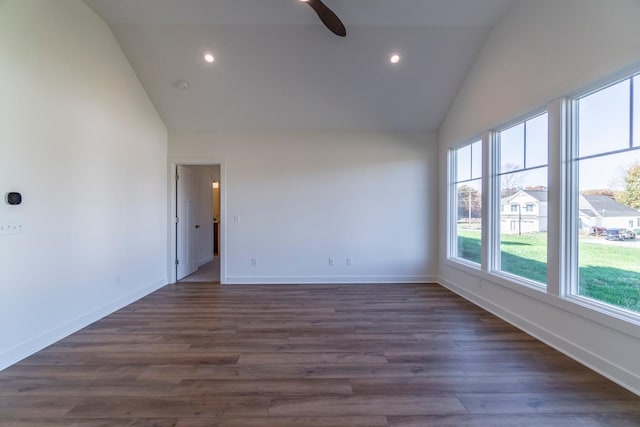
[1,0,640,425]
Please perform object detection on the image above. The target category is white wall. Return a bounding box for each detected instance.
[170,131,437,284]
[0,0,168,369]
[439,0,640,394]
[441,0,640,146]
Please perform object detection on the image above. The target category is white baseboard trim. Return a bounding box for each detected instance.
[225,275,437,285]
[0,279,167,371]
[437,276,640,397]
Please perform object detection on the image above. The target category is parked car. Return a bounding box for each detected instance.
[604,228,635,241]
[590,226,607,236]
[621,228,636,239]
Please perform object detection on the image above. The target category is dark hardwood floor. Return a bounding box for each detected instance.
[1,283,639,426]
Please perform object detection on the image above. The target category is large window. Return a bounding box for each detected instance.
[496,113,548,285]
[452,140,482,264]
[574,76,640,314]
[447,67,640,321]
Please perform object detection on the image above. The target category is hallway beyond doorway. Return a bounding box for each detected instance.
[180,257,220,283]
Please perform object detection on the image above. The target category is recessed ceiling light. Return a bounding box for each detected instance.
[390,53,401,64]
[299,0,309,2]
[203,52,215,63]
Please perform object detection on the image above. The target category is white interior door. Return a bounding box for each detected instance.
[177,165,198,280]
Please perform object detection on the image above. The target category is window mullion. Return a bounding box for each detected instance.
[566,98,579,297]
[447,150,455,259]
[546,98,567,297]
[630,77,635,148]
[482,131,496,273]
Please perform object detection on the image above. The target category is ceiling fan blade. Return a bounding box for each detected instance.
[306,0,347,37]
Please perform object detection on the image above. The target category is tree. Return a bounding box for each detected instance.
[582,189,620,197]
[582,188,623,205]
[619,162,640,209]
[500,163,524,198]
[457,185,481,220]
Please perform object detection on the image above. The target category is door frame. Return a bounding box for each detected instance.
[176,164,198,280]
[168,157,227,284]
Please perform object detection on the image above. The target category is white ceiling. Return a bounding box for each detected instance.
[85,0,516,132]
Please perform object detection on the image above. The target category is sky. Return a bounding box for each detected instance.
[457,75,640,193]
[577,77,640,191]
[499,95,638,193]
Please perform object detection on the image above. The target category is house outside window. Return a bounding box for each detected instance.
[496,112,548,285]
[573,75,640,314]
[445,67,640,333]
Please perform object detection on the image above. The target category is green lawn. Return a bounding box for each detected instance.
[457,230,640,313]
[457,230,482,264]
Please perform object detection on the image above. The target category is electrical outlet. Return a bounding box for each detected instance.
[329,257,335,266]
[251,257,257,267]
[234,215,240,223]
[0,224,24,235]
[346,257,353,266]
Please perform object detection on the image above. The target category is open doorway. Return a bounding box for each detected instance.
[172,163,223,283]
[213,179,220,256]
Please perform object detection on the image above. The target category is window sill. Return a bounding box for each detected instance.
[446,256,481,272]
[444,259,640,340]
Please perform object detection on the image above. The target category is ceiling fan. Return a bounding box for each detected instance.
[300,0,347,37]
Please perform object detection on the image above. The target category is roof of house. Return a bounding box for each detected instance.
[581,195,640,217]
[522,190,548,202]
[501,192,640,218]
[502,189,548,203]
[579,209,598,218]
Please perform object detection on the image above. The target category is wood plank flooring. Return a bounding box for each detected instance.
[1,283,639,426]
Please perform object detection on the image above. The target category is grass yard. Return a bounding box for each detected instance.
[457,230,640,313]
[456,230,482,264]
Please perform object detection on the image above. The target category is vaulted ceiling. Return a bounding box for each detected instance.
[85,0,516,132]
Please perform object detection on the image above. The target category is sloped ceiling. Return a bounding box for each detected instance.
[85,0,516,132]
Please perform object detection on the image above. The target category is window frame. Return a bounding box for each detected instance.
[444,66,640,331]
[565,72,640,319]
[448,139,483,267]
[490,110,550,289]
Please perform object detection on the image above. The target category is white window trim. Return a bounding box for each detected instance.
[547,97,570,298]
[447,148,461,262]
[445,67,640,336]
[490,111,549,286]
[448,138,483,266]
[484,131,498,274]
[446,256,640,340]
[565,72,640,317]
